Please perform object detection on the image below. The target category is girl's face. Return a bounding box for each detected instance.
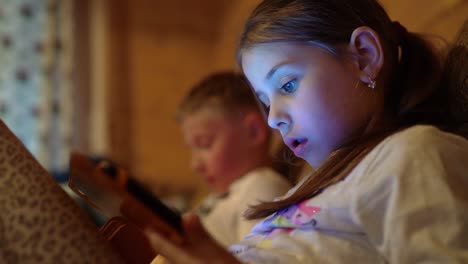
[242,42,376,167]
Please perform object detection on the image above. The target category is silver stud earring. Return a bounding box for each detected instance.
[367,75,376,89]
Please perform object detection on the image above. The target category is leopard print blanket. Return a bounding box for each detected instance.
[0,120,123,263]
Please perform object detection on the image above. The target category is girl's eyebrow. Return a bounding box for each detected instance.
[265,61,297,81]
[265,61,290,81]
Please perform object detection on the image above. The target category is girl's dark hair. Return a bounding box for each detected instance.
[237,0,450,219]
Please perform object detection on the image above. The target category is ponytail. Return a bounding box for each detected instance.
[440,20,468,136]
[393,22,441,114]
[389,22,446,126]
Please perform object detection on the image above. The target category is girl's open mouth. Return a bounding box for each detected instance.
[286,137,308,156]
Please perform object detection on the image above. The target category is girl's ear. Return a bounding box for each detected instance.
[349,26,384,85]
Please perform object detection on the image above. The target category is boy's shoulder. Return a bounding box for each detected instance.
[232,167,290,190]
[229,167,291,201]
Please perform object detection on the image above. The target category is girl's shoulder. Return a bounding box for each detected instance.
[392,124,465,141]
[353,125,468,182]
[374,125,467,157]
[343,125,468,211]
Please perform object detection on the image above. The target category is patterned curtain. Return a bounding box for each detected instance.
[0,0,73,180]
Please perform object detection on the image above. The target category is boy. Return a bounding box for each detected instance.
[177,71,291,247]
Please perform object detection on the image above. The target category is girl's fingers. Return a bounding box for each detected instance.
[120,197,184,244]
[145,214,241,264]
[182,213,210,240]
[145,230,202,264]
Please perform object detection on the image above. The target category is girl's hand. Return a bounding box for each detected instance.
[145,213,242,264]
[120,195,184,245]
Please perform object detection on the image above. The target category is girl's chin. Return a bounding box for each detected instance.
[305,153,329,168]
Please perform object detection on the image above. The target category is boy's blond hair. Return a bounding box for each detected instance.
[176,72,262,121]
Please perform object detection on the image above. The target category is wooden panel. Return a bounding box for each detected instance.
[212,0,260,69]
[106,1,133,169]
[72,0,91,152]
[129,0,231,36]
[126,0,232,190]
[380,0,468,40]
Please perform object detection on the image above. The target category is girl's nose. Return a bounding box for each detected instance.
[267,105,290,135]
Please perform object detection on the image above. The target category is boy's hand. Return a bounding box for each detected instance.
[145,213,241,264]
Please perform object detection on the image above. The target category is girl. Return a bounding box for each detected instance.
[145,0,468,263]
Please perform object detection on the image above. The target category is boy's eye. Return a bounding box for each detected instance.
[280,79,297,94]
[195,136,213,149]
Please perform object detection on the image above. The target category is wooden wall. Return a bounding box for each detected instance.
[125,0,234,191]
[380,0,468,40]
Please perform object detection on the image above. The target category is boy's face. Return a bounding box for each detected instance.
[181,108,253,193]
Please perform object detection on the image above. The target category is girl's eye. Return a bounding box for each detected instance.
[257,94,270,113]
[262,105,270,118]
[280,79,297,94]
[254,101,269,119]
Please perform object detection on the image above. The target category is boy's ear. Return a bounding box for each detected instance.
[349,26,384,84]
[242,112,268,146]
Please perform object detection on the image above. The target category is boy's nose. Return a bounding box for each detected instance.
[190,156,205,174]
